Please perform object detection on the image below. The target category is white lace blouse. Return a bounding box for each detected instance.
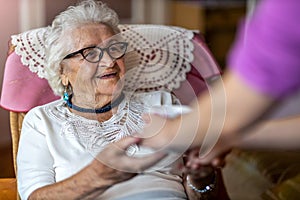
[17,91,187,200]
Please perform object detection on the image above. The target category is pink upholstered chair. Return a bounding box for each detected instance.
[0,24,221,199]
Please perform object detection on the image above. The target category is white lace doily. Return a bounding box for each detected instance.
[11,24,195,92]
[120,24,194,93]
[11,27,49,78]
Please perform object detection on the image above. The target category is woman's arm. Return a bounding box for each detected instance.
[28,159,117,200]
[28,137,166,200]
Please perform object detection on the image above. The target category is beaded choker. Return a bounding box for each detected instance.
[66,92,125,114]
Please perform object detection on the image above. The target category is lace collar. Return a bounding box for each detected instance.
[46,92,150,154]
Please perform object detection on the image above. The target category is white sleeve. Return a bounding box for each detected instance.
[17,109,55,200]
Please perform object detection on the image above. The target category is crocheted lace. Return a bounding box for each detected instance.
[11,24,195,92]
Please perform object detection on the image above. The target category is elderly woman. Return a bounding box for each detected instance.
[17,0,226,199]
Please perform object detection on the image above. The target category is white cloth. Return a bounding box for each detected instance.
[17,91,187,200]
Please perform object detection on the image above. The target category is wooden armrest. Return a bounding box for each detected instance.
[0,178,17,200]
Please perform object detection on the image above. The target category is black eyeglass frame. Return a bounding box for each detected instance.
[63,42,128,63]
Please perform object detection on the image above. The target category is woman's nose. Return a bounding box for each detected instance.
[98,51,115,68]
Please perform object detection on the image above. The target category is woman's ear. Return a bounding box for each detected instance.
[61,74,69,86]
[60,63,69,86]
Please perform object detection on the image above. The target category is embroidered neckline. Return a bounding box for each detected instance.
[47,92,148,154]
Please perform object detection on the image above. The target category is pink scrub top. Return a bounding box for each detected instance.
[228,0,300,99]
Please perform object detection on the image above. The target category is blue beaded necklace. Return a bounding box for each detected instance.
[65,92,125,114]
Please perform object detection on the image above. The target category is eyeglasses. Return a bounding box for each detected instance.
[63,42,128,63]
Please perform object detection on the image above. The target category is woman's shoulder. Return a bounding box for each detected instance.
[25,99,64,119]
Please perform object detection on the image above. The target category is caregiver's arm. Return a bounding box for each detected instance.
[191,114,300,166]
[191,70,274,147]
[141,71,274,152]
[237,115,300,150]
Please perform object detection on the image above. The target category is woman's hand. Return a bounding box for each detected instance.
[194,133,236,168]
[184,145,229,169]
[182,149,218,200]
[182,147,217,179]
[91,137,167,185]
[182,147,230,200]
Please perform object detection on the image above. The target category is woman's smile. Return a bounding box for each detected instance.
[97,71,118,79]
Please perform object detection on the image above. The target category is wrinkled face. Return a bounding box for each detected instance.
[60,23,126,101]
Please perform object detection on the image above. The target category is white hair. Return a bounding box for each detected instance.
[44,0,120,96]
